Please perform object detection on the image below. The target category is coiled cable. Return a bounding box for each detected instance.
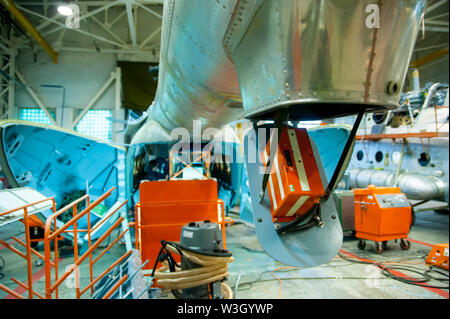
[152,241,234,299]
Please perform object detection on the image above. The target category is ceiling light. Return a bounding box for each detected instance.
[57,4,73,16]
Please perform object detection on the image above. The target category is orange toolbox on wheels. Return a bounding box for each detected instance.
[354,185,413,254]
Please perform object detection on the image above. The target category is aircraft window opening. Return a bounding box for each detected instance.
[356,150,364,161]
[19,108,56,125]
[372,112,387,124]
[375,151,383,163]
[75,110,112,141]
[418,152,431,167]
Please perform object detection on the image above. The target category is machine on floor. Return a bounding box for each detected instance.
[354,185,413,254]
[426,243,449,271]
[151,221,233,299]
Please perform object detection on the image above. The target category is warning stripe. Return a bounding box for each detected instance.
[286,196,309,217]
[287,129,310,191]
[273,151,285,200]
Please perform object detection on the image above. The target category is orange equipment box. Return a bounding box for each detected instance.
[354,185,412,252]
[426,243,449,270]
[262,126,325,223]
[135,179,225,271]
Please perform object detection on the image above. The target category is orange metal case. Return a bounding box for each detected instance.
[262,127,325,223]
[354,185,412,242]
[426,243,449,270]
[136,179,224,270]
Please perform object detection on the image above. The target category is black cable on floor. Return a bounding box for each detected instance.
[338,251,449,290]
[424,268,449,283]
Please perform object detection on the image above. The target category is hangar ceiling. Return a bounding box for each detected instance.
[1,0,163,62]
[0,0,448,66]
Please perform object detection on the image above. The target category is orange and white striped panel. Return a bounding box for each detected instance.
[262,127,325,222]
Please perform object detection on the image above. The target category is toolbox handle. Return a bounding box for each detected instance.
[283,150,293,167]
[354,201,376,205]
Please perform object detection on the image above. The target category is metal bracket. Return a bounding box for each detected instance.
[243,125,342,267]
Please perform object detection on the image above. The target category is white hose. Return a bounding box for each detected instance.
[154,243,234,299]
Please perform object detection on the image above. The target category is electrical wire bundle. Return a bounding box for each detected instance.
[233,264,394,299]
[151,240,234,299]
[338,251,449,290]
[232,250,448,298]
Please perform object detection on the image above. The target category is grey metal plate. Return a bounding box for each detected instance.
[243,127,343,267]
[375,194,410,208]
[410,200,449,213]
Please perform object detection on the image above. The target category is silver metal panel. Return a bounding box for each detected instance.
[244,126,342,267]
[148,0,244,133]
[347,137,449,203]
[227,0,426,119]
[134,0,425,144]
[345,83,448,205]
[409,199,449,213]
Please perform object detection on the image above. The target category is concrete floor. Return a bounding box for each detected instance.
[0,209,448,299]
[224,210,449,299]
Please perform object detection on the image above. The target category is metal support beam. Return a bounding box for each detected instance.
[90,15,127,46]
[55,46,160,62]
[420,25,450,32]
[414,43,448,52]
[108,10,127,28]
[7,49,15,119]
[18,6,130,49]
[425,20,449,26]
[113,67,123,144]
[410,47,449,68]
[0,40,9,53]
[135,2,162,19]
[52,28,67,49]
[70,72,116,130]
[426,12,449,20]
[139,26,161,49]
[424,0,448,15]
[40,1,120,37]
[15,68,58,126]
[15,0,163,6]
[57,45,160,53]
[134,3,138,45]
[0,0,58,63]
[0,57,6,118]
[125,1,138,50]
[35,13,59,31]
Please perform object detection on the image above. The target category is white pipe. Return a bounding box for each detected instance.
[349,168,446,202]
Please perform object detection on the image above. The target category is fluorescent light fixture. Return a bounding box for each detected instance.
[57,4,73,16]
